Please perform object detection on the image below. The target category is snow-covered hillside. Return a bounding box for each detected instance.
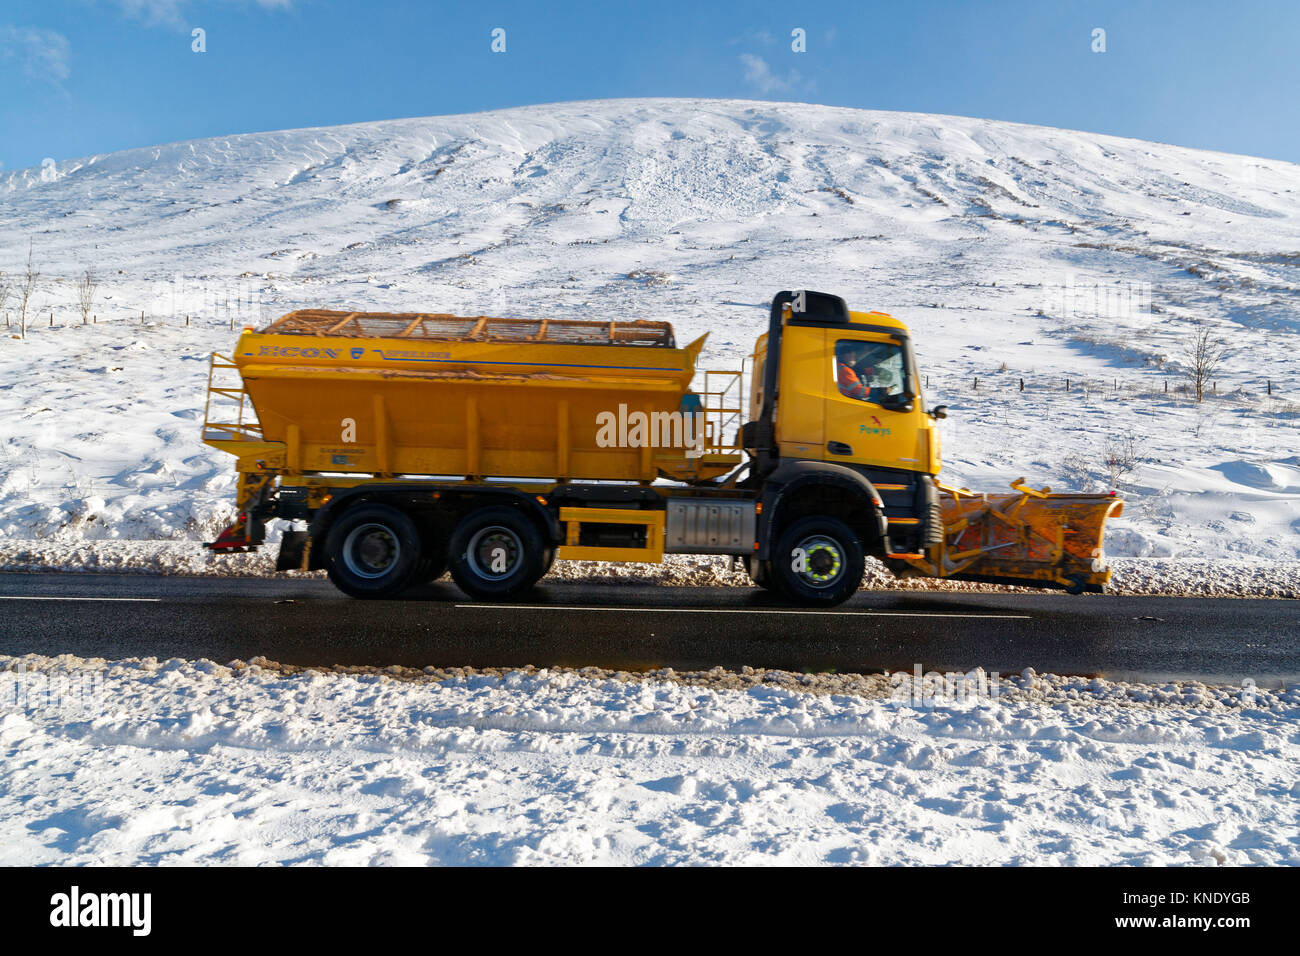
[2,99,1299,563]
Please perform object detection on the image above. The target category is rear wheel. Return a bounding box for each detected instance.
[448,506,547,599]
[769,516,865,606]
[324,503,424,598]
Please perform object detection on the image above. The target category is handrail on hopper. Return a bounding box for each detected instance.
[701,369,745,452]
[203,352,263,444]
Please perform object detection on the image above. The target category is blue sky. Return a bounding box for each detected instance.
[2,0,1298,172]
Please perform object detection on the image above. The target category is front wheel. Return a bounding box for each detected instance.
[324,503,424,598]
[448,506,547,599]
[770,516,865,606]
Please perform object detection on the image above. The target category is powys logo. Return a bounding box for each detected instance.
[49,886,151,937]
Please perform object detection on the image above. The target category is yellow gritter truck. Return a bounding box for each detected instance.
[202,290,1123,605]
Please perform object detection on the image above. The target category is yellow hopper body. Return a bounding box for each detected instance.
[203,310,742,484]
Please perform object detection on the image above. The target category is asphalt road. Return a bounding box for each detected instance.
[0,572,1295,685]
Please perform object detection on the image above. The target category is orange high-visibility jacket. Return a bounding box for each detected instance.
[837,362,869,400]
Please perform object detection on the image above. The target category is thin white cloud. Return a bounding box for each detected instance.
[0,25,71,84]
[113,0,188,24]
[110,0,294,27]
[727,28,776,48]
[739,53,803,95]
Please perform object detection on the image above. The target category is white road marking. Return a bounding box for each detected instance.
[0,596,162,602]
[455,604,1030,619]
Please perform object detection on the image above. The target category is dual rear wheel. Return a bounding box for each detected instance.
[447,506,548,599]
[324,503,549,600]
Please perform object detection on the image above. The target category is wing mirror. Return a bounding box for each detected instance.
[929,405,949,420]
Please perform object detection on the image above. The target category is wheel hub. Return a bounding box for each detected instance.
[467,526,523,580]
[795,535,844,588]
[342,523,400,579]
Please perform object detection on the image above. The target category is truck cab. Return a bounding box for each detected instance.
[750,302,940,478]
[741,291,944,576]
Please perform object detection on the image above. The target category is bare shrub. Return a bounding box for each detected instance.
[17,239,39,340]
[1180,319,1230,403]
[1103,431,1139,488]
[76,266,98,324]
[1061,453,1096,492]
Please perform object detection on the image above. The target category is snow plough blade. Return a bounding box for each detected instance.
[901,480,1125,593]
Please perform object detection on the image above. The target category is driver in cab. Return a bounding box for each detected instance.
[836,341,897,404]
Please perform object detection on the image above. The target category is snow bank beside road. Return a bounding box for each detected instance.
[1,654,1296,866]
[0,540,1297,598]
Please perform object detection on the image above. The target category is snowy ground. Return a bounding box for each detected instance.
[2,653,1296,866]
[1,98,1299,571]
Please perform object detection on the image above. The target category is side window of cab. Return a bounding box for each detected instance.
[833,339,905,405]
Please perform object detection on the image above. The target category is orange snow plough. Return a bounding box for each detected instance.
[898,480,1125,593]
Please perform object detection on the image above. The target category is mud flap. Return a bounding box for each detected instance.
[274,531,309,571]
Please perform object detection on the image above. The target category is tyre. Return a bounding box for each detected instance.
[448,506,547,599]
[324,503,424,598]
[769,516,865,606]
